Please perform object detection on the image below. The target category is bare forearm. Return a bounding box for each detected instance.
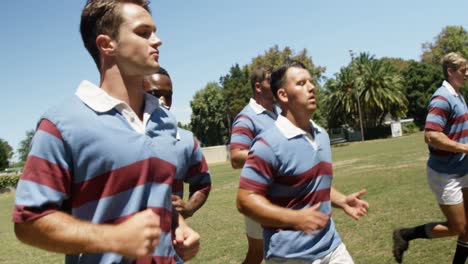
[330,186,346,208]
[185,192,208,217]
[230,149,249,169]
[237,189,298,228]
[14,211,116,254]
[425,131,468,153]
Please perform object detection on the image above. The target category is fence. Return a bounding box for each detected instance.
[200,145,230,164]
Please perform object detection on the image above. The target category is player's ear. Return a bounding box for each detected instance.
[254,82,262,94]
[277,88,288,104]
[96,34,116,56]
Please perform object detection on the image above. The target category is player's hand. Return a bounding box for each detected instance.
[292,203,329,234]
[173,223,200,261]
[343,189,369,220]
[172,195,193,218]
[111,209,161,258]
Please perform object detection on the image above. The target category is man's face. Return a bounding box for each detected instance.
[448,64,467,89]
[282,67,316,113]
[148,74,173,108]
[259,73,274,100]
[113,3,162,76]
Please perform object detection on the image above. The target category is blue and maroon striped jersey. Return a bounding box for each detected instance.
[229,98,279,151]
[172,128,211,199]
[13,83,180,264]
[425,81,468,174]
[239,115,342,261]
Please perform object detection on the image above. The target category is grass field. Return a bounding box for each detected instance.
[0,132,457,263]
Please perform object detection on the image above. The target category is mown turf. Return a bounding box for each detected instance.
[0,132,457,263]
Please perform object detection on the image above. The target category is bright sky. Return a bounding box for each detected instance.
[1,0,467,160]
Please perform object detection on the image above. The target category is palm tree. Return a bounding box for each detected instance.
[324,52,408,133]
[358,59,408,128]
[324,67,358,128]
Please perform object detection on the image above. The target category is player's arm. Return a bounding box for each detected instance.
[424,95,468,153]
[230,148,249,169]
[330,186,368,220]
[172,191,208,218]
[237,189,328,234]
[424,130,468,153]
[229,115,255,169]
[14,209,161,259]
[173,139,211,218]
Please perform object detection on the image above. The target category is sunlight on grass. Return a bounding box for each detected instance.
[0,132,457,263]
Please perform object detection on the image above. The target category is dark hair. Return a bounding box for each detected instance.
[250,66,272,94]
[270,60,307,100]
[156,66,170,79]
[80,0,151,70]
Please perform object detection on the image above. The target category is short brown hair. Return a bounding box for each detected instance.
[250,66,272,94]
[80,0,151,69]
[270,60,307,100]
[442,52,467,80]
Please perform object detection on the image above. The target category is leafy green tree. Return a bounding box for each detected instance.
[323,67,358,128]
[401,61,444,128]
[0,139,13,170]
[250,45,325,83]
[380,57,411,72]
[190,82,229,146]
[220,64,251,129]
[324,53,408,130]
[421,26,468,64]
[18,129,34,163]
[177,122,191,131]
[250,45,327,126]
[359,59,408,127]
[189,45,327,138]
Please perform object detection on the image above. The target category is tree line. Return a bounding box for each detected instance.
[1,26,466,169]
[189,25,467,146]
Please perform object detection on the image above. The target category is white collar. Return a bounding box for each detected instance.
[275,115,321,139]
[442,80,459,97]
[248,98,267,114]
[75,80,160,113]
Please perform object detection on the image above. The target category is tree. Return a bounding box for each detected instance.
[177,121,191,131]
[190,82,229,146]
[380,57,411,72]
[18,129,35,163]
[324,53,408,131]
[189,45,327,139]
[323,67,359,128]
[0,138,13,170]
[359,59,408,127]
[421,26,468,64]
[220,64,251,130]
[250,45,327,126]
[250,45,326,83]
[401,61,444,128]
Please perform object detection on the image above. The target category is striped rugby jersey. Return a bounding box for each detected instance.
[239,115,342,261]
[425,80,468,174]
[172,128,211,199]
[229,98,280,151]
[13,81,179,264]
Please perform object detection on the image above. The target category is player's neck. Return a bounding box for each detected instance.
[255,95,274,112]
[100,65,146,119]
[283,110,312,134]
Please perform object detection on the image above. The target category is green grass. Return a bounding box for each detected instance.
[0,132,457,263]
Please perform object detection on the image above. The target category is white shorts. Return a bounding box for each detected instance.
[245,215,263,240]
[266,243,353,264]
[427,166,468,205]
